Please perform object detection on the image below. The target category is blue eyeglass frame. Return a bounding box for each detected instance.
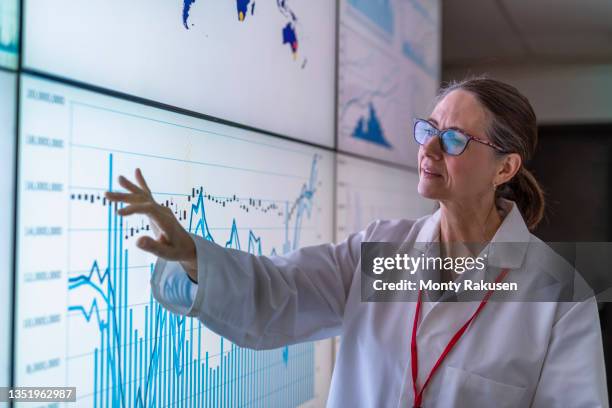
[413,118,505,155]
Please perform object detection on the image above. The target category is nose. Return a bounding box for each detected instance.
[420,134,443,160]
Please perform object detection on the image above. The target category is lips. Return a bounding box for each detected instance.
[421,166,442,177]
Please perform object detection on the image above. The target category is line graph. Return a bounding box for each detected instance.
[0,0,18,68]
[65,153,318,407]
[335,153,433,241]
[338,0,440,166]
[69,152,320,255]
[15,74,334,407]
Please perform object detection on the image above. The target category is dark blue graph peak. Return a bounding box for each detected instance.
[66,153,318,406]
[352,102,392,148]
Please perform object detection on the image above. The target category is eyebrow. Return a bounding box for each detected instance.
[426,117,470,135]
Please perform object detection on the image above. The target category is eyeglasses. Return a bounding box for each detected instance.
[413,118,505,156]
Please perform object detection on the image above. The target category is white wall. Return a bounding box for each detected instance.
[443,62,612,125]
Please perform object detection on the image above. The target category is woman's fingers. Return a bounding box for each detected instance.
[117,202,156,217]
[136,236,175,259]
[103,171,193,264]
[134,168,152,195]
[117,202,177,235]
[118,175,143,194]
[106,171,152,205]
[105,191,144,203]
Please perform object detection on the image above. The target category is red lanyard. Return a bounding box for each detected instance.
[410,268,510,408]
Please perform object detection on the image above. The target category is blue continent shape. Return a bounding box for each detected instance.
[182,0,196,29]
[282,22,298,56]
[237,0,251,21]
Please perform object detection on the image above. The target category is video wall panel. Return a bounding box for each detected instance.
[0,69,16,405]
[14,74,334,406]
[338,0,441,166]
[336,153,434,241]
[5,0,442,404]
[23,0,336,146]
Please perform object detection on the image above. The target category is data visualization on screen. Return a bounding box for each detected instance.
[0,0,19,68]
[338,0,440,166]
[15,74,334,407]
[23,0,336,147]
[0,70,16,403]
[335,153,433,240]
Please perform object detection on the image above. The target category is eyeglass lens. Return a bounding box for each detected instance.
[414,120,469,156]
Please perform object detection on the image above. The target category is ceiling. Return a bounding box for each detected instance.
[442,0,612,68]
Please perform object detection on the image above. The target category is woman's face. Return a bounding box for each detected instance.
[417,89,500,204]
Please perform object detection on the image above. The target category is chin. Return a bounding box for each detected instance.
[417,183,438,200]
[417,182,444,200]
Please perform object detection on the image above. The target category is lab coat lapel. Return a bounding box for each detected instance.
[399,200,535,407]
[416,200,531,337]
[411,208,442,327]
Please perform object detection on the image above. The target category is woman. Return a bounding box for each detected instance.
[106,78,608,407]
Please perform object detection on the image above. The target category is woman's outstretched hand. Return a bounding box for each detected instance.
[104,169,198,281]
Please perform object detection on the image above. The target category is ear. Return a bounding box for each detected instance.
[494,153,522,186]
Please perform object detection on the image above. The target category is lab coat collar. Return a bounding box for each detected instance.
[412,199,530,269]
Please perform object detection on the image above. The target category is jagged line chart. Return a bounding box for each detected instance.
[15,76,334,407]
[69,153,320,256]
[66,153,318,407]
[0,0,19,68]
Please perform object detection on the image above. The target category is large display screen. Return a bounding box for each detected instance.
[0,0,19,69]
[333,153,433,357]
[23,0,336,147]
[15,74,334,406]
[0,69,16,404]
[336,153,434,241]
[338,0,440,166]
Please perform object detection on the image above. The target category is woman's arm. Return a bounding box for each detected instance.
[106,169,369,349]
[152,229,367,349]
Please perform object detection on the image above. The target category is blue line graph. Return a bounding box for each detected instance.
[0,41,16,53]
[186,153,319,255]
[400,0,439,79]
[338,0,439,165]
[0,0,19,68]
[66,153,317,407]
[347,0,394,36]
[407,0,434,23]
[401,41,437,78]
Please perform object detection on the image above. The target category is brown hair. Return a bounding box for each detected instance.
[435,75,545,231]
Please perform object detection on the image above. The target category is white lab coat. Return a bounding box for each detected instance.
[151,199,609,407]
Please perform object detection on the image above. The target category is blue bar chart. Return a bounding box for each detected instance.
[15,74,334,407]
